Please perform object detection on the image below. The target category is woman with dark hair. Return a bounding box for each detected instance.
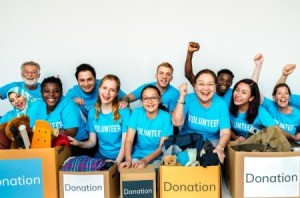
[119,85,173,169]
[230,79,275,142]
[68,74,131,165]
[27,76,86,139]
[172,69,231,164]
[261,83,300,141]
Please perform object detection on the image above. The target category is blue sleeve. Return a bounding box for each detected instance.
[219,101,231,130]
[0,82,18,100]
[0,111,15,124]
[65,88,77,99]
[131,84,148,100]
[168,90,180,112]
[61,99,80,129]
[261,97,275,112]
[120,108,131,133]
[118,89,127,99]
[161,112,173,137]
[290,94,300,109]
[127,109,139,130]
[259,106,275,127]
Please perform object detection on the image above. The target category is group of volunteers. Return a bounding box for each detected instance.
[0,41,299,170]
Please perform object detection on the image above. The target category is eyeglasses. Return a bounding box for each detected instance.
[142,97,160,103]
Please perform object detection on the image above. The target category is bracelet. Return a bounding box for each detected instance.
[177,99,185,105]
[218,144,224,151]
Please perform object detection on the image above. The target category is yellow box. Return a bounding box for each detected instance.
[159,165,221,198]
[120,164,156,198]
[0,146,70,198]
[225,141,300,198]
[59,163,120,198]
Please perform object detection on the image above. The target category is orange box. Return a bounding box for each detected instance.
[59,163,120,198]
[159,165,221,198]
[0,146,70,198]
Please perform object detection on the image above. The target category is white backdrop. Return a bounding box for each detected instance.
[1,0,300,115]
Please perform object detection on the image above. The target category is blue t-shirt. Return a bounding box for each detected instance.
[66,79,126,118]
[27,96,88,140]
[180,93,231,141]
[262,97,300,135]
[87,107,131,159]
[0,82,42,100]
[128,107,173,161]
[222,88,233,106]
[131,82,179,112]
[230,106,275,137]
[290,94,300,109]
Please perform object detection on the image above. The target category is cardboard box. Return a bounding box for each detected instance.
[120,164,156,198]
[225,141,300,198]
[59,163,120,198]
[0,146,70,198]
[159,165,221,198]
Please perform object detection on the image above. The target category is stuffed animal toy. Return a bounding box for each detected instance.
[163,155,181,166]
[1,115,31,149]
[52,134,71,147]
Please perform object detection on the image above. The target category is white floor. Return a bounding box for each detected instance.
[222,177,232,198]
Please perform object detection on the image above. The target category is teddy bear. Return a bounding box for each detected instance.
[0,115,32,149]
[162,155,181,166]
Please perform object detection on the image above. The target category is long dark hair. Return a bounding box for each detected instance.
[230,79,260,124]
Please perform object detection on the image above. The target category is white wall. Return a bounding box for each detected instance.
[1,0,300,115]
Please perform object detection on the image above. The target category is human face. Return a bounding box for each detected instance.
[77,70,96,94]
[155,66,173,89]
[99,79,118,105]
[8,92,27,110]
[273,86,290,108]
[141,88,161,117]
[233,82,254,111]
[22,65,40,86]
[217,73,233,96]
[42,82,62,110]
[194,73,216,106]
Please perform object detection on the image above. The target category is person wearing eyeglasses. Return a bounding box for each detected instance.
[119,85,173,169]
[172,69,231,164]
[0,61,42,100]
[119,62,179,112]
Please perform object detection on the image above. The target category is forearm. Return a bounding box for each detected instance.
[276,75,288,84]
[172,100,185,127]
[142,148,163,164]
[218,130,231,148]
[185,52,195,85]
[124,140,133,162]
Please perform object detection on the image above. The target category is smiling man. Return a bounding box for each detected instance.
[0,61,42,100]
[66,64,126,120]
[119,62,179,112]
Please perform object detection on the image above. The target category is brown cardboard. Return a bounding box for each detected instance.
[59,163,120,198]
[159,165,221,198]
[0,146,70,198]
[120,164,156,198]
[225,141,300,198]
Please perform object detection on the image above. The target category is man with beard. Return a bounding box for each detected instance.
[184,42,234,106]
[0,61,42,100]
[119,62,179,113]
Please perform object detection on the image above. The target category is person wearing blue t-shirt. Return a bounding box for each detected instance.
[184,42,234,106]
[229,79,275,141]
[0,87,35,124]
[0,61,42,100]
[66,64,126,120]
[173,69,231,164]
[119,62,179,112]
[27,76,86,141]
[68,74,131,166]
[261,83,300,141]
[276,63,299,109]
[119,85,173,170]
